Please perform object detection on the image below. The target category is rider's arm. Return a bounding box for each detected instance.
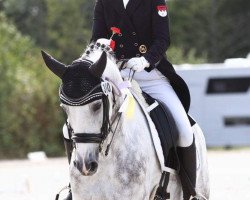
[144,0,170,71]
[91,0,109,42]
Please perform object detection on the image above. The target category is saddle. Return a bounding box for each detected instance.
[136,92,196,200]
[143,92,179,167]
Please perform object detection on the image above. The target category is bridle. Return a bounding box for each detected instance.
[61,59,124,156]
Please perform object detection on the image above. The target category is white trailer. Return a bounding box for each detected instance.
[176,56,250,147]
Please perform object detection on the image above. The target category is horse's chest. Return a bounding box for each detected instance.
[114,151,147,186]
[71,153,149,200]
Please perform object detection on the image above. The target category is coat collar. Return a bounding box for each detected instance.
[126,0,143,17]
[109,0,143,17]
[107,0,144,31]
[110,0,125,14]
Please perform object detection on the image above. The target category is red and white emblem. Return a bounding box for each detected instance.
[157,5,167,17]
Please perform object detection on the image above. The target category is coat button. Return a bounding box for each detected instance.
[121,55,125,59]
[119,44,124,48]
[134,43,138,46]
[132,32,136,35]
[139,45,147,54]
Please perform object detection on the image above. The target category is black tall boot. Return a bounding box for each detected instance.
[177,137,197,200]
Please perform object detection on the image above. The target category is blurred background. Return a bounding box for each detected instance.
[0,0,249,199]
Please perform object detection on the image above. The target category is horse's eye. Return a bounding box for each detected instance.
[92,102,102,112]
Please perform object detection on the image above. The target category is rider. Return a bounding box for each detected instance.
[90,0,198,200]
[64,0,198,199]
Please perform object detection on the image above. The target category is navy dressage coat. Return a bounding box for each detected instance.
[91,0,191,112]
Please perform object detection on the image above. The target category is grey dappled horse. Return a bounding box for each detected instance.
[41,41,209,200]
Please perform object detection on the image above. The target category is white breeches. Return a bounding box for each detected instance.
[121,69,193,147]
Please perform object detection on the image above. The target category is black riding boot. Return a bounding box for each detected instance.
[177,137,197,200]
[63,138,73,200]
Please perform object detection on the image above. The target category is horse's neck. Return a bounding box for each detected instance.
[85,50,153,154]
[111,99,151,155]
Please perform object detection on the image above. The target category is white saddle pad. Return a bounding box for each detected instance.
[130,90,178,175]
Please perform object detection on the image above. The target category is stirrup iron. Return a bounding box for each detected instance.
[189,193,208,200]
[55,185,70,200]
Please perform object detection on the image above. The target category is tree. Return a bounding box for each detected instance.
[0,13,64,158]
[168,0,211,59]
[168,0,250,62]
[167,46,207,65]
[2,0,48,46]
[215,0,250,60]
[1,0,95,63]
[46,0,94,63]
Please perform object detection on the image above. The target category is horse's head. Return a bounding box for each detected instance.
[41,42,124,176]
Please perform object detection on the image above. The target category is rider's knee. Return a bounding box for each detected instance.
[177,124,193,147]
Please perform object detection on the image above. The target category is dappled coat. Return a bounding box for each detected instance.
[91,0,191,112]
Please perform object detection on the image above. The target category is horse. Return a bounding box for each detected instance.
[41,39,210,200]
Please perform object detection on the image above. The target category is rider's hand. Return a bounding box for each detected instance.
[126,57,150,72]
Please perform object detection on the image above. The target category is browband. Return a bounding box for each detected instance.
[59,84,103,106]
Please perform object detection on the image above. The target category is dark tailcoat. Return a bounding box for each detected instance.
[91,0,191,112]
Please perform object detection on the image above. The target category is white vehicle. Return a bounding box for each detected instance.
[176,55,250,147]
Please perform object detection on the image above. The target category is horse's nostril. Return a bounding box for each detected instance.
[74,159,84,174]
[87,161,98,173]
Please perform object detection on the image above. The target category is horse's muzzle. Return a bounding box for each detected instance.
[74,154,99,176]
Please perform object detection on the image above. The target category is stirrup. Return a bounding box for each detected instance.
[55,185,71,200]
[189,193,208,200]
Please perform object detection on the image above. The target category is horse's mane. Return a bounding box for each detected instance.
[73,41,126,90]
[76,42,117,64]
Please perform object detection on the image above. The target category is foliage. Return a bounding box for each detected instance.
[46,0,94,63]
[1,0,95,63]
[2,0,48,46]
[215,0,250,60]
[0,13,64,159]
[168,0,211,60]
[168,0,250,62]
[167,46,207,65]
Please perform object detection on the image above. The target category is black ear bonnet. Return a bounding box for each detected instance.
[59,61,103,106]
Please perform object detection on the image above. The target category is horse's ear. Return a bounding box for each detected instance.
[89,51,107,78]
[41,50,67,79]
